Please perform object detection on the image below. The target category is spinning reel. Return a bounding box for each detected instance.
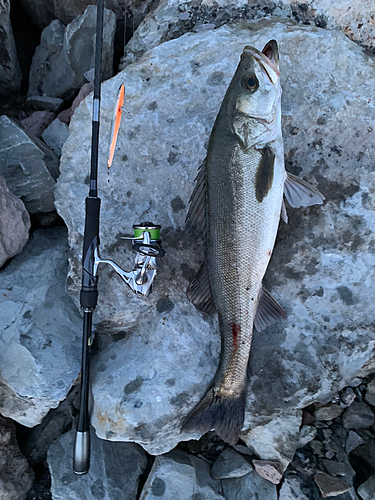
[93,222,165,298]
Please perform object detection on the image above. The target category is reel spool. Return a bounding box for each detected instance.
[93,221,164,297]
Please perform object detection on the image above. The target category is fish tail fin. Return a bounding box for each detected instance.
[181,386,246,445]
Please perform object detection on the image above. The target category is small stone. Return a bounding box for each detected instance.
[253,460,283,485]
[322,460,346,477]
[342,401,375,429]
[310,441,324,457]
[279,477,309,500]
[315,404,343,421]
[41,118,69,157]
[357,475,375,500]
[314,472,351,498]
[298,426,317,448]
[348,378,362,388]
[222,469,277,500]
[27,96,64,112]
[325,451,336,460]
[341,387,356,407]
[20,110,55,138]
[211,447,252,479]
[302,411,315,425]
[346,431,364,453]
[232,444,253,456]
[365,379,375,407]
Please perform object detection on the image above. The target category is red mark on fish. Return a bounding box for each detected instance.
[232,324,241,354]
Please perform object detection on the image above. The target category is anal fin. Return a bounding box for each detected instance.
[186,258,215,314]
[254,287,286,332]
[284,172,325,208]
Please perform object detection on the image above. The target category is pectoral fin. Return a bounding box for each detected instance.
[186,159,207,236]
[254,287,286,332]
[284,172,325,208]
[187,258,215,314]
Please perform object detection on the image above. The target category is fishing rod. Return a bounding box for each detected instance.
[73,0,164,475]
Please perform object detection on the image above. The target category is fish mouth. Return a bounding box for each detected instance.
[242,46,280,84]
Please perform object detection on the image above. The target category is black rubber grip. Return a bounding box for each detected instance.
[82,197,100,261]
[80,289,99,309]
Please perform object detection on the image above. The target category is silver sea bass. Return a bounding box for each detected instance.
[182,40,324,445]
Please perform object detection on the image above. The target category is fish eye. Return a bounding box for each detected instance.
[241,74,259,92]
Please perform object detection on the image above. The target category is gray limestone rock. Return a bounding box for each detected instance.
[365,379,375,407]
[341,387,357,408]
[0,0,22,96]
[41,118,69,158]
[28,6,115,100]
[48,429,148,500]
[322,459,347,477]
[0,115,59,213]
[315,404,344,421]
[0,228,82,426]
[27,96,65,112]
[211,447,252,479]
[346,431,364,454]
[0,175,30,268]
[139,449,223,499]
[342,402,375,429]
[55,20,375,460]
[0,416,34,500]
[357,475,375,500]
[222,469,277,500]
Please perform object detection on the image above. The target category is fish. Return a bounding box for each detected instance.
[182,40,325,445]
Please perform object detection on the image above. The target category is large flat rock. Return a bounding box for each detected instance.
[0,228,82,426]
[55,19,375,458]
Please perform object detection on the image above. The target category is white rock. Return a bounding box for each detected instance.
[211,447,252,479]
[56,20,375,460]
[243,411,302,471]
[0,176,30,268]
[139,449,223,499]
[298,425,317,448]
[279,477,309,500]
[0,228,82,426]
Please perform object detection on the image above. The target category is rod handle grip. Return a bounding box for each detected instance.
[73,430,90,475]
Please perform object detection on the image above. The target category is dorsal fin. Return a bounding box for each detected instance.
[186,159,207,236]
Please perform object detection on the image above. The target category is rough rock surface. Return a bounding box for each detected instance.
[279,477,309,500]
[26,96,64,112]
[0,0,22,96]
[139,449,223,499]
[211,447,252,479]
[0,175,30,268]
[0,228,82,426]
[221,468,277,500]
[342,401,375,429]
[0,115,59,213]
[358,475,375,500]
[28,6,116,100]
[252,459,283,484]
[41,118,69,158]
[0,416,34,500]
[48,429,148,500]
[56,20,375,458]
[119,0,375,69]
